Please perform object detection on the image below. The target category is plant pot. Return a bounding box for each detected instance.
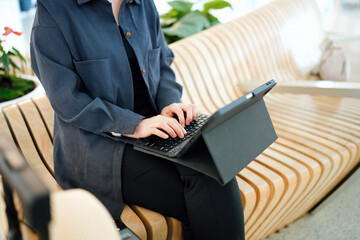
[0,74,44,109]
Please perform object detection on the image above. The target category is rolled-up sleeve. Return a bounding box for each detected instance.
[30,3,144,139]
[154,11,183,112]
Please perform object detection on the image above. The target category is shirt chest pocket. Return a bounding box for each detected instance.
[148,47,161,93]
[73,58,115,102]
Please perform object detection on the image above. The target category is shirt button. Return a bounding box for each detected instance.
[142,69,146,74]
[126,32,131,38]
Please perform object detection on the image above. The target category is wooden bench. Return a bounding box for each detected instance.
[1,0,360,239]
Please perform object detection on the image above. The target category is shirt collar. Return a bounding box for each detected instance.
[77,0,141,6]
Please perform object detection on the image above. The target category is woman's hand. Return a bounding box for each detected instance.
[123,115,187,139]
[161,103,199,126]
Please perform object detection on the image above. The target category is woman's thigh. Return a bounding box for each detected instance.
[121,144,187,222]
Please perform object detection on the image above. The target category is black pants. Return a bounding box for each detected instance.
[121,144,245,240]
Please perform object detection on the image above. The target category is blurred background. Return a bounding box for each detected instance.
[0,0,359,80]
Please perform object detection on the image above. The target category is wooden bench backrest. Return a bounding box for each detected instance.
[170,0,324,114]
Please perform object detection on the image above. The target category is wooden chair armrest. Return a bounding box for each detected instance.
[238,81,360,99]
[49,189,121,240]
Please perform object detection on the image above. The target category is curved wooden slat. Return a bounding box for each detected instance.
[0,112,16,148]
[18,99,54,175]
[245,161,285,238]
[165,217,183,240]
[271,129,345,229]
[2,104,59,191]
[20,223,39,240]
[200,30,244,98]
[263,141,320,233]
[120,205,147,240]
[252,154,297,240]
[171,48,212,114]
[130,205,168,240]
[32,95,55,139]
[172,45,218,114]
[238,168,270,233]
[237,177,256,221]
[186,37,231,107]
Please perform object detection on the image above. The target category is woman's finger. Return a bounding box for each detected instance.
[158,121,177,138]
[181,105,193,125]
[172,105,185,126]
[151,128,169,139]
[168,119,186,138]
[193,105,199,120]
[176,119,187,135]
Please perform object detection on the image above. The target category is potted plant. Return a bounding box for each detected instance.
[0,27,36,104]
[161,0,232,44]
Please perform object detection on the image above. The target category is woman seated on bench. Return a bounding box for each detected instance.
[30,0,245,239]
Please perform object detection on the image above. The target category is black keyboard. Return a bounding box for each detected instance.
[137,114,209,153]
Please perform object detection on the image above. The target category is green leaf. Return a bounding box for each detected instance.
[12,47,27,63]
[1,54,10,75]
[162,12,210,39]
[168,1,194,13]
[0,44,4,53]
[160,9,181,19]
[9,59,21,72]
[203,0,232,14]
[206,13,221,26]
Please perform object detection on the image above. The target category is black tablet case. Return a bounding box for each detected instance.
[137,97,278,185]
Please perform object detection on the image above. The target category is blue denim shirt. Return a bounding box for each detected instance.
[30,0,182,218]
